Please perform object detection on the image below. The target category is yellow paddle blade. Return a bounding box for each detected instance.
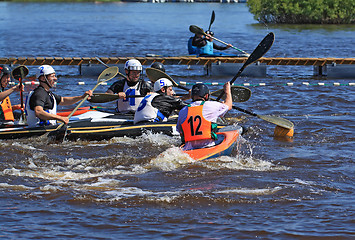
[258,115,294,129]
[97,66,119,83]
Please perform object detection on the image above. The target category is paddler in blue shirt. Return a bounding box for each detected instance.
[0,65,23,124]
[188,30,232,56]
[106,59,153,114]
[25,65,92,128]
[134,78,190,124]
[176,82,232,150]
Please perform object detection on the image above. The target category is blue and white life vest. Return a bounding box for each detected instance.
[134,93,167,124]
[116,81,143,113]
[25,91,57,127]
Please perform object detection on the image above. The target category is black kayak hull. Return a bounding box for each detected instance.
[0,111,178,141]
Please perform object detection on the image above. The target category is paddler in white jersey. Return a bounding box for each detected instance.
[106,59,153,114]
[25,65,92,128]
[176,82,232,150]
[0,65,23,124]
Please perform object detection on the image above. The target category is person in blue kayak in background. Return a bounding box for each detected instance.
[134,78,189,124]
[188,30,232,56]
[176,82,232,150]
[0,65,23,124]
[106,59,153,114]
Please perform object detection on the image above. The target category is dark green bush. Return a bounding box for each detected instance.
[247,0,355,24]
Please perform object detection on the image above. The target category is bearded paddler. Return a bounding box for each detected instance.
[106,59,153,114]
[25,65,92,128]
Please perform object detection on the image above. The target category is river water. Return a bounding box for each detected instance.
[0,2,354,239]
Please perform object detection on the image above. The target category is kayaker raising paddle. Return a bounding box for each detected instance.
[134,78,190,124]
[177,82,232,151]
[106,59,153,114]
[188,29,232,56]
[25,65,92,128]
[0,65,24,124]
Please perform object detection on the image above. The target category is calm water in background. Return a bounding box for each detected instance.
[0,2,354,239]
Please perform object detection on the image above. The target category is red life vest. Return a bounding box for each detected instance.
[1,96,14,121]
[181,103,213,142]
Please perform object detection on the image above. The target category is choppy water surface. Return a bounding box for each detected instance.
[0,2,354,239]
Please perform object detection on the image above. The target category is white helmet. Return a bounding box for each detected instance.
[124,59,142,71]
[36,65,55,79]
[154,78,173,92]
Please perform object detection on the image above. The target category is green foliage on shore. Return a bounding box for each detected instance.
[247,0,355,24]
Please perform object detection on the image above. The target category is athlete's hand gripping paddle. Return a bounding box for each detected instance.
[48,66,119,142]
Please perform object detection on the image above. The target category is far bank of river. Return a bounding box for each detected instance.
[9,0,248,2]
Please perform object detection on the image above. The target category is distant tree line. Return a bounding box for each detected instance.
[247,0,355,24]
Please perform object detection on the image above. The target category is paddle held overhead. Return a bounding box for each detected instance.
[145,67,251,103]
[189,25,249,56]
[211,32,294,130]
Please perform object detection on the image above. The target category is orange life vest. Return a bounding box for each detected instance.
[0,96,14,121]
[181,103,213,142]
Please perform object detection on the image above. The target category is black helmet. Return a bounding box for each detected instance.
[150,62,165,72]
[191,83,210,100]
[206,30,214,36]
[0,65,11,79]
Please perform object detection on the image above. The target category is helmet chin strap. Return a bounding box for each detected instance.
[40,75,53,88]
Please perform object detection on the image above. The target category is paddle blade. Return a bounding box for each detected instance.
[146,68,177,86]
[208,11,215,31]
[211,86,251,103]
[88,93,120,103]
[245,32,275,67]
[47,124,68,143]
[11,65,29,80]
[98,66,119,84]
[258,114,294,129]
[189,25,205,35]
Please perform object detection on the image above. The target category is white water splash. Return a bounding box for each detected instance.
[138,131,181,146]
[201,155,289,171]
[149,146,195,171]
[215,186,282,195]
[0,182,34,191]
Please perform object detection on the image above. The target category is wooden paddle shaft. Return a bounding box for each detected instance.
[96,57,126,79]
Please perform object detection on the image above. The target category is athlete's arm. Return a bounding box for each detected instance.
[34,105,69,124]
[223,82,232,110]
[59,90,92,106]
[0,84,22,102]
